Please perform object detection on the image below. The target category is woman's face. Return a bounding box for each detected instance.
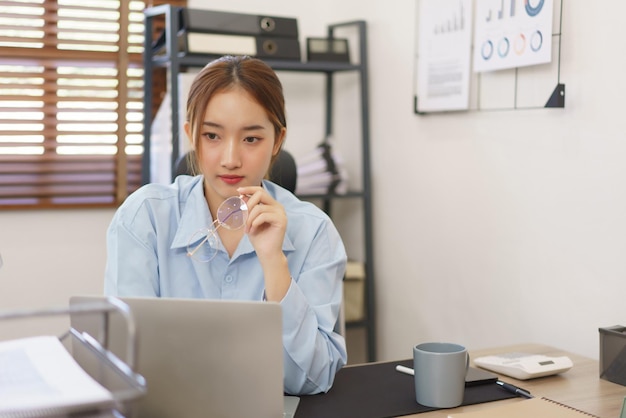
[186,86,284,208]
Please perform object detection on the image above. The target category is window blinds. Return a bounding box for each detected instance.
[0,0,184,208]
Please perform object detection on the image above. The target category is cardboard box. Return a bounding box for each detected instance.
[344,261,365,322]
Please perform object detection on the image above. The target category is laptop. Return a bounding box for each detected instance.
[69,296,297,418]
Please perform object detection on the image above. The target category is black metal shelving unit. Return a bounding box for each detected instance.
[141,5,376,362]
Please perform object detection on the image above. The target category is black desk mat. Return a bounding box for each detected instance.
[295,359,517,418]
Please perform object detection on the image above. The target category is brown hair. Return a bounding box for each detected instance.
[185,55,286,175]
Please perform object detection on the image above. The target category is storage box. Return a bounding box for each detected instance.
[599,325,626,386]
[344,261,365,322]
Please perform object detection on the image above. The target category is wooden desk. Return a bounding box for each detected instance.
[408,343,626,418]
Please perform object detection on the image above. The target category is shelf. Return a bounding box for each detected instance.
[151,54,362,72]
[142,5,376,362]
[346,319,370,329]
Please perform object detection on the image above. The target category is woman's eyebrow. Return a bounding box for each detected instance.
[242,124,266,131]
[201,121,266,131]
[202,121,222,128]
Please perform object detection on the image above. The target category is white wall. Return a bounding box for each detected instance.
[1,0,625,362]
[0,209,113,338]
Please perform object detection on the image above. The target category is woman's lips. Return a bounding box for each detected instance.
[219,175,244,185]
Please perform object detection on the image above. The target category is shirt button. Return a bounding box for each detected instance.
[224,275,233,283]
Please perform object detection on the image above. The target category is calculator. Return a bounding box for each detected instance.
[474,352,573,380]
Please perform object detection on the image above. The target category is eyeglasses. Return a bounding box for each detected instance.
[187,196,248,262]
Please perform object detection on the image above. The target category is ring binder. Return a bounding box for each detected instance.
[178,8,299,38]
[541,397,601,417]
[151,7,301,61]
[178,32,301,60]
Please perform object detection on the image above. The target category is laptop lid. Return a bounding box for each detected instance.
[69,296,284,418]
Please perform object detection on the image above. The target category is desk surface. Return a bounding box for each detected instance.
[397,343,626,418]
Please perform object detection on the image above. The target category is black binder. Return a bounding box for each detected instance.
[179,8,299,38]
[177,32,301,60]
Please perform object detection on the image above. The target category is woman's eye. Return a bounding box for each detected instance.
[202,132,218,140]
[244,136,261,143]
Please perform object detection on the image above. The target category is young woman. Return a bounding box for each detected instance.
[104,55,347,395]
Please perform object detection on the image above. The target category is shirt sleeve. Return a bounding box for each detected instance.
[279,220,348,395]
[104,204,160,297]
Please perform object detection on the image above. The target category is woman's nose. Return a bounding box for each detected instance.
[221,139,241,168]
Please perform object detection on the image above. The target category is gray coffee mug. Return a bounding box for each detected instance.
[413,342,468,408]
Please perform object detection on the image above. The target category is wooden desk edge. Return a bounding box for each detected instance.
[355,343,626,418]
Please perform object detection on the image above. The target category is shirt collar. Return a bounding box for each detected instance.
[171,177,212,250]
[170,177,296,254]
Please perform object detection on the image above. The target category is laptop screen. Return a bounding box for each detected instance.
[70,296,285,418]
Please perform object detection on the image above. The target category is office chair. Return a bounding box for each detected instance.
[174,149,297,194]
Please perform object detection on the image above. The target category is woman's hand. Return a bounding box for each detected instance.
[237,186,291,301]
[237,186,286,257]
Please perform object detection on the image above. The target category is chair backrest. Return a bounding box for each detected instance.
[174,149,297,194]
[268,148,297,193]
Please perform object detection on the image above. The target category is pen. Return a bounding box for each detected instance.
[395,365,414,376]
[496,380,534,398]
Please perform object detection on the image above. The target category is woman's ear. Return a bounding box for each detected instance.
[183,121,195,150]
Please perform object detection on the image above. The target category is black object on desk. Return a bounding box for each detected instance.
[295,359,516,418]
[495,380,533,398]
[599,325,626,386]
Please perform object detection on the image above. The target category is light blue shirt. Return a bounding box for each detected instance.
[104,176,347,395]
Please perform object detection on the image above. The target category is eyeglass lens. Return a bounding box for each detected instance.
[186,196,248,262]
[187,229,220,262]
[217,196,248,229]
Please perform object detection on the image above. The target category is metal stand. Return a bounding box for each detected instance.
[0,297,146,418]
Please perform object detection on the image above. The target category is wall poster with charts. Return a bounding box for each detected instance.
[473,0,554,73]
[414,0,473,113]
[414,0,564,113]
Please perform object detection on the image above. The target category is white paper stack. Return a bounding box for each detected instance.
[295,141,348,195]
[0,335,114,416]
